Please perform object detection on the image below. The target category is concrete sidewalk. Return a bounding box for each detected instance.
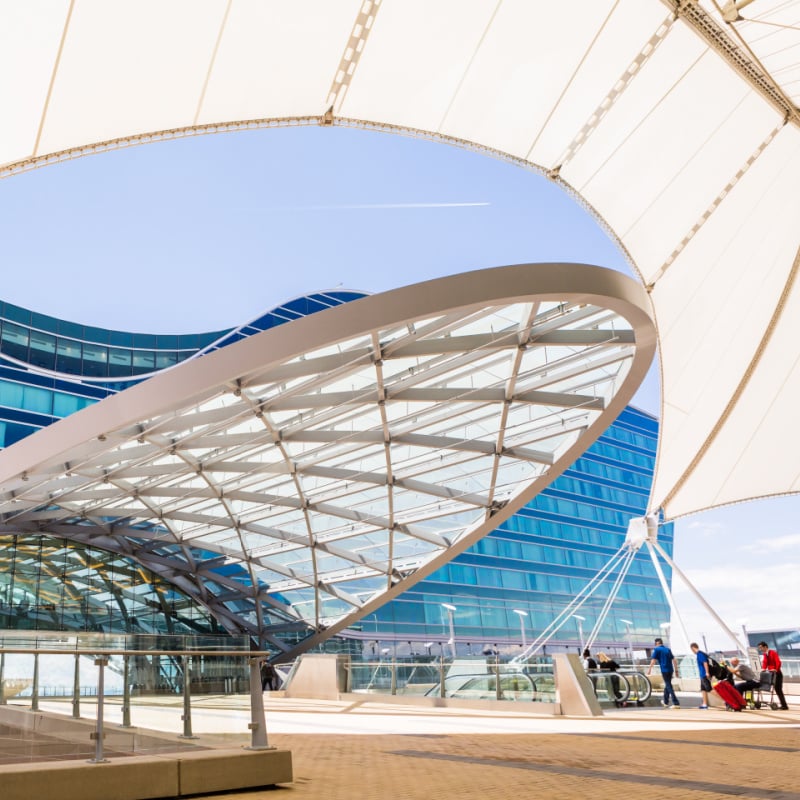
[24,693,800,799]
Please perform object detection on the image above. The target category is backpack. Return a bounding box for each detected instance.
[706,654,728,680]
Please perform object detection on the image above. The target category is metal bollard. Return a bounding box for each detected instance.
[179,655,197,739]
[0,652,6,705]
[88,657,109,763]
[439,656,446,698]
[120,655,132,728]
[245,658,274,750]
[72,653,81,718]
[31,653,40,711]
[495,656,501,701]
[390,661,397,696]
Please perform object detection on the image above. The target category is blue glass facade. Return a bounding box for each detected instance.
[0,292,671,650]
[0,291,364,447]
[362,406,673,654]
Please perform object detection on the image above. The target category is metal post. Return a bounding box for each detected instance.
[88,657,109,763]
[245,658,274,750]
[31,652,40,711]
[121,655,132,728]
[439,655,446,698]
[0,652,5,705]
[72,653,81,718]
[390,660,397,696]
[495,654,501,701]
[179,656,197,739]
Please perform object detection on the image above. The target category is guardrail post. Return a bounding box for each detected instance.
[439,655,446,698]
[0,652,6,705]
[245,657,274,750]
[72,653,81,718]
[121,655,132,728]
[495,655,501,701]
[179,655,197,739]
[88,657,109,763]
[390,661,397,696]
[31,652,40,711]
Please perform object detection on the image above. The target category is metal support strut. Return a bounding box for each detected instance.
[121,655,132,728]
[179,655,197,739]
[72,653,81,718]
[31,653,39,712]
[245,657,274,750]
[88,657,109,763]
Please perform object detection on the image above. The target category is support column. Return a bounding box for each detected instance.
[179,656,197,739]
[88,657,109,764]
[121,655,132,728]
[72,653,81,718]
[245,658,274,750]
[30,653,39,712]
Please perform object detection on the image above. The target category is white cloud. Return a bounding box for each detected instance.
[686,520,724,537]
[669,561,800,649]
[740,533,800,553]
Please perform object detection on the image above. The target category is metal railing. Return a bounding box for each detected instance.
[0,637,275,763]
[345,657,557,703]
[586,669,653,705]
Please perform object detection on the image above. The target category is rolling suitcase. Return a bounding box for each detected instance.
[714,679,746,711]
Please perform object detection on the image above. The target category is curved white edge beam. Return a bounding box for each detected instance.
[0,262,655,488]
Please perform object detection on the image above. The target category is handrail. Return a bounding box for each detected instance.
[0,648,267,656]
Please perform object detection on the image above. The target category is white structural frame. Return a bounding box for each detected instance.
[4,1,800,523]
[0,264,655,653]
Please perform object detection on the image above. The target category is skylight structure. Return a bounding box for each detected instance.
[0,265,654,652]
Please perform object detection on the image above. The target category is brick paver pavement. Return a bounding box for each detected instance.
[208,719,800,800]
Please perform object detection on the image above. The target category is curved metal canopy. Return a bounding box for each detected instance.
[0,264,655,649]
[3,0,800,520]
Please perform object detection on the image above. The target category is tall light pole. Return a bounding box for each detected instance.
[738,618,750,656]
[442,603,457,660]
[620,618,634,665]
[572,614,585,652]
[512,609,528,649]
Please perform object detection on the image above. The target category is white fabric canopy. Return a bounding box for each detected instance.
[1,0,799,520]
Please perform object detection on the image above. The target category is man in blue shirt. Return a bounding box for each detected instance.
[647,637,680,708]
[690,642,711,709]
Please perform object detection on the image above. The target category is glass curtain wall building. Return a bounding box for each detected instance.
[0,293,671,652]
[0,292,364,640]
[358,406,673,658]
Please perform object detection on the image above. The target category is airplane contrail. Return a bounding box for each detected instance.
[284,201,490,210]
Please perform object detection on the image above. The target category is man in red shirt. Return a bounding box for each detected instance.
[758,641,789,710]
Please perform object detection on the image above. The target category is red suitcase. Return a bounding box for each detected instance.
[714,680,746,711]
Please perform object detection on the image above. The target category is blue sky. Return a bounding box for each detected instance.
[0,126,794,649]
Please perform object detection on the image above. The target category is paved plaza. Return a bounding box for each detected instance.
[24,692,800,799]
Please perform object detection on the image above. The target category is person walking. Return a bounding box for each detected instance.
[758,641,789,710]
[647,637,680,708]
[690,642,712,709]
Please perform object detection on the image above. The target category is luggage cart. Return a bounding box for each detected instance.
[752,670,780,710]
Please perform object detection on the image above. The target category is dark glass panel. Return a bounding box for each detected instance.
[55,338,82,374]
[3,303,31,325]
[82,343,109,377]
[131,351,155,375]
[108,347,133,377]
[1,322,29,362]
[28,329,56,370]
